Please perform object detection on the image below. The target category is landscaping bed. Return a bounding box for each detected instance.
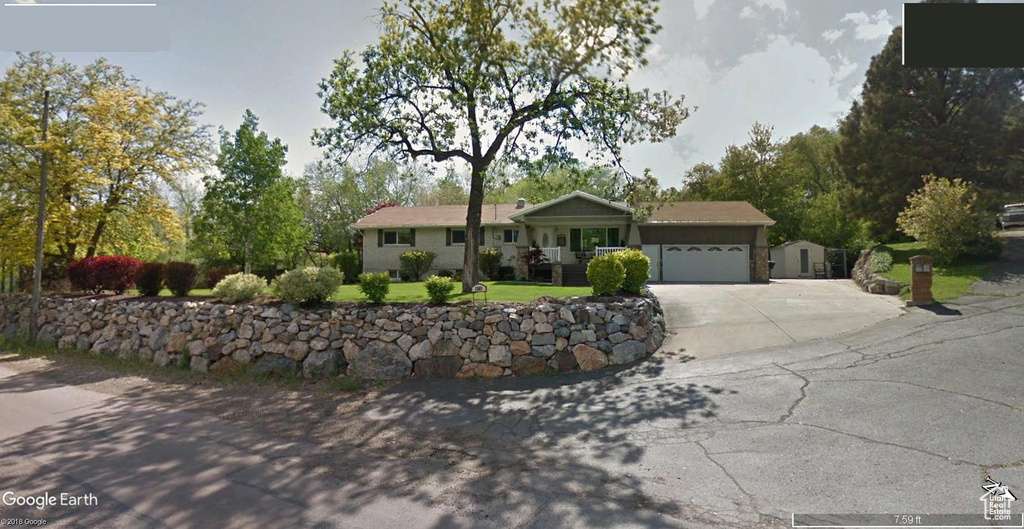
[855,242,992,302]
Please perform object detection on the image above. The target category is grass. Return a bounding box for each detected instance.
[128,281,591,304]
[876,242,991,302]
[330,280,592,303]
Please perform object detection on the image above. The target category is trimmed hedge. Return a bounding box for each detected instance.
[212,273,267,303]
[358,272,391,303]
[586,254,625,296]
[399,250,436,281]
[205,266,237,289]
[136,262,165,297]
[330,251,361,284]
[611,249,650,294]
[67,256,141,294]
[272,267,344,305]
[424,275,456,304]
[479,248,503,280]
[164,262,197,297]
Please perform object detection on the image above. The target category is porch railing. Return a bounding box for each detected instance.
[594,247,626,257]
[540,247,561,263]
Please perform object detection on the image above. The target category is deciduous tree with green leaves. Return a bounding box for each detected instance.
[193,111,310,274]
[315,0,690,292]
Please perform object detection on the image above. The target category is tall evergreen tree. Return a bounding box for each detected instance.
[837,9,1024,240]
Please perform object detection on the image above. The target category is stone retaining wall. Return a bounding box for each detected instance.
[852,249,903,295]
[0,294,665,381]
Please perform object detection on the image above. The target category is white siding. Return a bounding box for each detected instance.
[362,226,521,278]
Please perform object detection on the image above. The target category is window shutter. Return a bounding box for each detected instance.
[446,228,452,246]
[479,227,485,246]
[377,230,384,248]
[409,229,416,247]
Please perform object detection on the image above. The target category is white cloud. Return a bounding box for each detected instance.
[693,0,717,20]
[821,28,845,43]
[755,0,787,15]
[739,6,755,19]
[623,35,851,187]
[841,9,894,41]
[830,52,857,83]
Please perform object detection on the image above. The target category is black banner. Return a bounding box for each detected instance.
[903,2,1024,67]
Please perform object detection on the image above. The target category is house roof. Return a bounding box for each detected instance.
[352,203,528,229]
[508,190,631,220]
[642,201,775,226]
[352,195,775,229]
[772,239,824,249]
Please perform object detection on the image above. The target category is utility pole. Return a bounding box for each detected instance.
[29,90,50,343]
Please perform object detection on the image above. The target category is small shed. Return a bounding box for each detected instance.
[770,240,827,279]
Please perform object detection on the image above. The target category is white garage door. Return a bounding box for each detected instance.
[662,244,749,283]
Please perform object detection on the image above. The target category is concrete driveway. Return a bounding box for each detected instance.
[650,280,906,358]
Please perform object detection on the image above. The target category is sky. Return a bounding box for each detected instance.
[0,0,1008,189]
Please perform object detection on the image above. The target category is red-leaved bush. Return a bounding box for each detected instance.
[164,261,197,297]
[67,257,101,293]
[206,266,237,289]
[67,256,141,294]
[136,262,165,297]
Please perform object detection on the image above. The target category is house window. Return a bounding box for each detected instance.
[570,227,623,252]
[451,229,467,244]
[503,229,519,243]
[388,269,400,280]
[383,229,412,246]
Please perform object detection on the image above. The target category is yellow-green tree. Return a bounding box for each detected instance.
[0,52,211,271]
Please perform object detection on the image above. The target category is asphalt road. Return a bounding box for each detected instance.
[0,233,1022,528]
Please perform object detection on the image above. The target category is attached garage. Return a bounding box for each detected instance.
[662,244,749,283]
[636,201,776,284]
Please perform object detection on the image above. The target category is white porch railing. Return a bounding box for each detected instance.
[595,247,626,257]
[540,247,561,263]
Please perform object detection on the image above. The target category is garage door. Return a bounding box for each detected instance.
[662,244,749,283]
[642,245,661,282]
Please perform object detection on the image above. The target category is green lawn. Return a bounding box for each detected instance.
[331,281,592,303]
[877,242,990,302]
[133,281,591,304]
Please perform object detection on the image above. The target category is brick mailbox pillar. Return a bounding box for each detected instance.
[908,255,934,305]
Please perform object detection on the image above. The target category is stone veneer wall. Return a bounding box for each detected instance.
[0,294,665,380]
[851,249,903,295]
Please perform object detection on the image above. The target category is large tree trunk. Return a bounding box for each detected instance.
[462,165,486,293]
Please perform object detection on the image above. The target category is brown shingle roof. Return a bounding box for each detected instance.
[352,203,528,228]
[352,199,774,228]
[643,201,775,225]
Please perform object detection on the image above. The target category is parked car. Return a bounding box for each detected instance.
[998,203,1024,230]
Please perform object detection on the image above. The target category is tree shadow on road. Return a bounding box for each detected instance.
[0,357,730,528]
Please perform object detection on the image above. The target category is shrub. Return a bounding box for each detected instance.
[437,269,454,278]
[424,275,456,304]
[330,251,361,284]
[358,272,391,303]
[896,175,994,264]
[206,266,237,289]
[212,273,267,303]
[869,246,894,273]
[164,261,198,297]
[272,267,344,305]
[497,266,515,281]
[479,248,503,279]
[586,253,625,296]
[136,262,165,297]
[92,256,142,294]
[67,257,100,293]
[611,248,650,294]
[399,250,436,281]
